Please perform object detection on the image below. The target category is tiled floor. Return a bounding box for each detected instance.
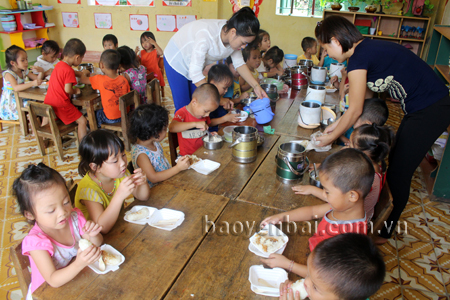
[1,86,449,299]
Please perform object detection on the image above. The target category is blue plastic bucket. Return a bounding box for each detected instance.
[249,98,275,124]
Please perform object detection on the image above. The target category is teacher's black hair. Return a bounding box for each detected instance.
[315,15,363,53]
[225,7,260,37]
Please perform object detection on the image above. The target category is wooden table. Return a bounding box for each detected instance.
[16,87,101,136]
[33,184,229,299]
[165,133,280,200]
[164,201,311,299]
[237,135,340,211]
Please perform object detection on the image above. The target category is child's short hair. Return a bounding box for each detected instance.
[192,83,220,105]
[100,49,121,71]
[78,130,125,177]
[117,46,139,70]
[301,37,317,52]
[102,34,118,47]
[318,148,374,198]
[224,6,259,37]
[12,163,67,224]
[128,104,169,144]
[140,31,156,44]
[263,46,284,65]
[41,40,60,55]
[242,44,259,62]
[225,56,233,65]
[359,98,389,126]
[5,45,25,69]
[312,233,385,300]
[62,38,86,57]
[207,64,233,86]
[315,15,364,53]
[352,124,395,165]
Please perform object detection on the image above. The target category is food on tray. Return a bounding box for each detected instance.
[325,85,334,89]
[79,239,106,271]
[102,250,121,266]
[203,135,222,143]
[126,207,150,221]
[186,155,201,165]
[258,278,277,288]
[254,231,285,253]
[154,218,179,227]
[291,279,308,299]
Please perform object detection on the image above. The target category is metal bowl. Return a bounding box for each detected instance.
[203,136,224,150]
[257,134,265,147]
[309,170,322,188]
[241,94,258,106]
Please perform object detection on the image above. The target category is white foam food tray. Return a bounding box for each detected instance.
[190,159,220,175]
[249,224,289,258]
[149,208,185,231]
[88,244,125,275]
[124,205,157,225]
[249,265,288,297]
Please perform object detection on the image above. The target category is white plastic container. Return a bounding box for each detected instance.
[248,265,288,297]
[124,205,157,225]
[248,224,289,258]
[305,85,326,104]
[87,244,125,275]
[148,208,185,231]
[283,54,298,69]
[223,125,237,143]
[299,100,322,126]
[310,66,327,84]
[329,63,345,80]
[190,159,221,175]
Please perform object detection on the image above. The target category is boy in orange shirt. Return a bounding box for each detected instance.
[135,31,165,87]
[82,50,130,127]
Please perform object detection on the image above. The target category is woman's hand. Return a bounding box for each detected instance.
[253,85,268,99]
[260,253,291,269]
[83,221,103,237]
[316,134,335,147]
[323,116,340,134]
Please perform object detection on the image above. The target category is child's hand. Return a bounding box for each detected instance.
[340,67,347,78]
[73,87,81,95]
[31,66,44,73]
[196,121,208,131]
[135,46,140,54]
[75,244,102,268]
[260,213,285,228]
[276,68,284,76]
[330,75,338,85]
[239,92,249,100]
[32,79,40,87]
[115,176,136,201]
[343,83,350,94]
[292,184,315,195]
[321,48,327,57]
[175,156,190,171]
[83,220,103,237]
[279,280,301,300]
[260,253,291,269]
[220,98,234,110]
[131,168,147,186]
[82,69,90,77]
[226,113,240,123]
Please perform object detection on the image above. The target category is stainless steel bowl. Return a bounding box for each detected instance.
[203,136,224,150]
[309,170,322,188]
[260,83,279,103]
[241,94,258,106]
[79,63,94,74]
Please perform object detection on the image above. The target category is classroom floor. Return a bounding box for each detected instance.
[0,85,449,299]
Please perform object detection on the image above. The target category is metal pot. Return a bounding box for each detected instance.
[260,83,279,104]
[79,63,94,74]
[229,126,258,163]
[275,142,310,183]
[203,136,224,150]
[309,170,322,188]
[240,93,258,106]
[291,66,308,90]
[298,59,314,75]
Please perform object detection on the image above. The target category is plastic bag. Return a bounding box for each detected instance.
[308,131,332,152]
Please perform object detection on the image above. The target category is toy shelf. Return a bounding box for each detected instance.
[0,7,53,70]
[323,10,430,58]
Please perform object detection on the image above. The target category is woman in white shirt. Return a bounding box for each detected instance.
[164,7,266,111]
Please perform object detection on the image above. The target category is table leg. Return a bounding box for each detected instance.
[84,100,98,130]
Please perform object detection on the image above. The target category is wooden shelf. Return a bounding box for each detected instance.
[435,65,450,84]
[434,26,450,40]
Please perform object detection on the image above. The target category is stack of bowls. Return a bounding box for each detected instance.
[1,16,17,32]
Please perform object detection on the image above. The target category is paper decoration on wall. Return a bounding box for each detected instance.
[176,15,197,30]
[156,15,176,32]
[130,14,149,31]
[127,0,155,5]
[95,0,119,5]
[62,12,79,28]
[162,0,191,7]
[58,0,80,4]
[94,13,113,29]
[229,0,263,17]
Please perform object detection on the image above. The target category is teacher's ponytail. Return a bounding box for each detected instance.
[225,6,260,37]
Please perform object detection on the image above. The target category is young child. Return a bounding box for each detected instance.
[207,64,240,131]
[260,148,374,277]
[130,104,190,187]
[299,37,323,67]
[136,31,165,87]
[32,40,60,80]
[259,46,284,78]
[44,38,88,141]
[118,46,147,104]
[169,83,220,156]
[14,163,103,298]
[82,49,130,127]
[75,130,150,234]
[279,233,385,300]
[0,45,43,121]
[293,124,394,221]
[102,34,118,50]
[256,29,271,73]
[240,45,261,93]
[224,56,249,102]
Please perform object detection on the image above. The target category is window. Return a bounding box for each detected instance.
[276,0,324,18]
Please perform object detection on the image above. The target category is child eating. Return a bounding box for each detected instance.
[32,40,60,80]
[224,56,249,102]
[169,83,220,156]
[260,148,374,277]
[299,37,323,67]
[260,46,284,78]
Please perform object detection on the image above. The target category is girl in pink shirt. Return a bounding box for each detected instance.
[13,163,103,299]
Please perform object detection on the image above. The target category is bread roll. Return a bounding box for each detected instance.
[126,207,150,221]
[102,251,121,266]
[79,239,93,251]
[291,279,308,299]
